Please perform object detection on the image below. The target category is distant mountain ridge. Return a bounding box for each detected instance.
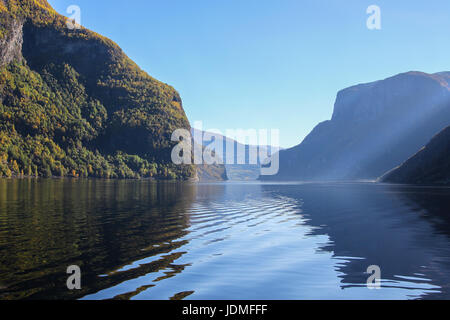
[261,71,450,181]
[192,128,279,180]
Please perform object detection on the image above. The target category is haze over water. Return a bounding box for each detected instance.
[1,179,450,300]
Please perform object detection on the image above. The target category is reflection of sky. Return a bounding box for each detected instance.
[83,182,449,300]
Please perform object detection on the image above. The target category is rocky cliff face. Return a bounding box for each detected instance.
[332,72,449,122]
[0,18,23,67]
[381,126,450,185]
[261,72,450,181]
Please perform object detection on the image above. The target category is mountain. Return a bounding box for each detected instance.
[196,161,228,181]
[0,0,195,179]
[191,131,228,181]
[191,128,278,181]
[261,71,450,181]
[381,126,450,185]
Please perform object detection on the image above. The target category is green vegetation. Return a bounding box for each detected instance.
[0,0,196,180]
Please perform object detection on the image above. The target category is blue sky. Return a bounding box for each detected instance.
[48,0,450,148]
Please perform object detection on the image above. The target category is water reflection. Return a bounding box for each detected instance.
[0,179,197,300]
[261,183,450,299]
[1,180,450,299]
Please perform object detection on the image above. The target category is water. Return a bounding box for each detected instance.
[1,179,450,300]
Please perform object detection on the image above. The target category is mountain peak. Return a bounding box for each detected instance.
[332,71,450,122]
[389,71,450,90]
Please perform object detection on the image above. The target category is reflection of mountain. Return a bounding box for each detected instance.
[262,183,450,298]
[400,187,450,239]
[382,126,450,186]
[3,181,450,299]
[0,179,197,300]
[262,72,450,181]
[395,188,450,299]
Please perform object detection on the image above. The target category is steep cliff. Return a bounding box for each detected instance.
[0,17,23,66]
[261,71,450,181]
[0,0,195,179]
[381,126,450,185]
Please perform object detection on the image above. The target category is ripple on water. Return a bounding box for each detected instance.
[1,180,450,300]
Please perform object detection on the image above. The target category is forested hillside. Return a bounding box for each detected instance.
[0,0,195,179]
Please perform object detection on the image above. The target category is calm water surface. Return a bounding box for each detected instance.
[1,179,450,300]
